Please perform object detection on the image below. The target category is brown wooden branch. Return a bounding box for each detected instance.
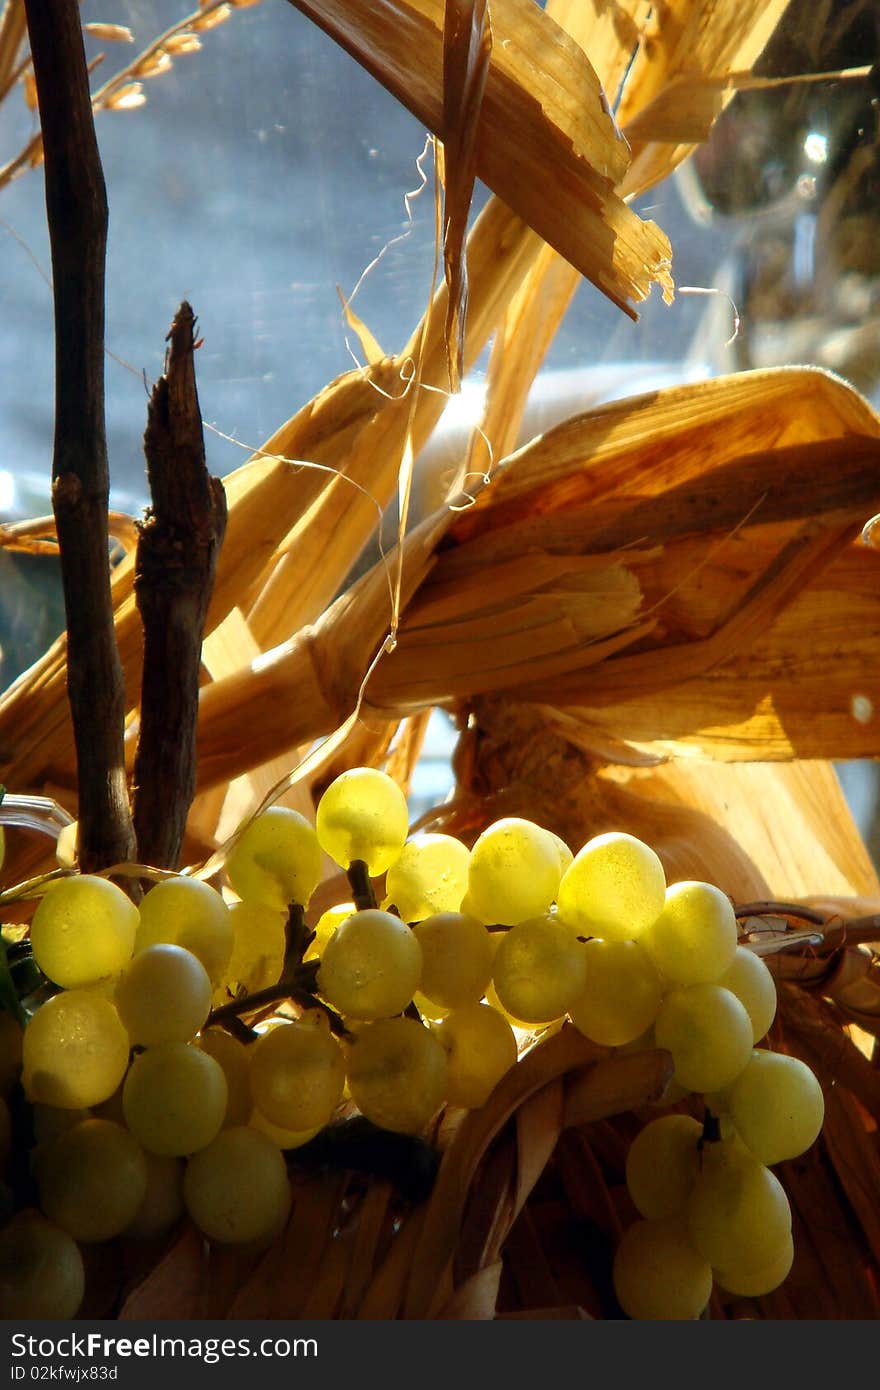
[24,0,136,873]
[132,303,227,870]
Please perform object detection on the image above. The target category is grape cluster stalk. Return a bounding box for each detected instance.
[0,767,824,1319]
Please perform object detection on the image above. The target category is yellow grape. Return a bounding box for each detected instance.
[546,830,573,878]
[384,833,471,922]
[431,1002,517,1108]
[184,1126,291,1244]
[716,947,777,1044]
[412,912,493,1010]
[124,1152,185,1241]
[225,807,322,912]
[317,909,422,1021]
[642,881,737,986]
[248,1109,321,1150]
[346,1017,447,1134]
[726,1049,824,1164]
[458,891,488,923]
[29,874,138,989]
[686,1138,791,1272]
[195,1028,253,1126]
[249,1017,345,1131]
[0,1210,85,1319]
[654,984,753,1093]
[491,914,587,1025]
[23,989,130,1109]
[136,877,233,985]
[315,767,409,875]
[484,979,539,1031]
[123,1042,227,1156]
[556,832,666,943]
[613,1217,713,1320]
[35,1118,147,1243]
[568,939,663,1046]
[0,1011,23,1096]
[467,818,562,926]
[92,1083,126,1126]
[304,902,354,963]
[215,900,285,1004]
[625,1114,702,1219]
[115,943,212,1046]
[30,1104,91,1153]
[714,1228,794,1298]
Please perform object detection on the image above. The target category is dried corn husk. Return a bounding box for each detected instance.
[286,0,673,316]
[184,367,880,791]
[615,0,790,197]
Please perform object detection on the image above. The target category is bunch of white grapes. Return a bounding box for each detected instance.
[0,767,824,1321]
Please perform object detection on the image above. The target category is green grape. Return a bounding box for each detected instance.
[183,1126,291,1244]
[383,833,471,922]
[225,807,322,912]
[686,1138,791,1272]
[625,1114,702,1219]
[124,1152,185,1241]
[215,900,285,1004]
[249,1017,345,1131]
[654,984,753,1094]
[123,1042,227,1156]
[29,874,139,989]
[0,824,4,871]
[556,831,666,943]
[726,1049,824,1164]
[195,1028,253,1126]
[346,1017,447,1133]
[613,1216,713,1320]
[23,989,130,1109]
[315,767,409,874]
[714,1228,794,1298]
[115,943,212,1046]
[248,1109,322,1150]
[466,818,563,926]
[0,1011,23,1096]
[432,1002,517,1108]
[135,877,233,985]
[317,909,422,1021]
[491,914,587,1025]
[412,912,493,1010]
[642,881,737,986]
[34,1118,147,1242]
[0,1210,85,1318]
[716,947,777,1044]
[568,939,663,1046]
[304,902,354,962]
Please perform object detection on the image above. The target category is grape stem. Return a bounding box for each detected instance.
[283,901,314,971]
[208,962,352,1039]
[347,860,377,911]
[698,1106,722,1155]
